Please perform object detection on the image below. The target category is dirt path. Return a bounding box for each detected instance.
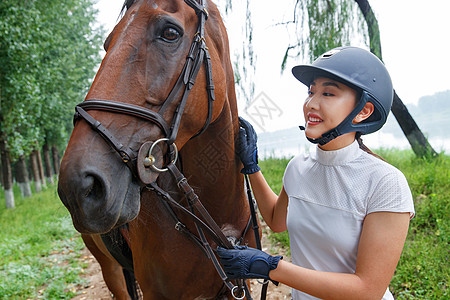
[71,223,291,299]
[71,247,113,300]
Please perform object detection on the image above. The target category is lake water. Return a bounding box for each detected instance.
[258,130,450,159]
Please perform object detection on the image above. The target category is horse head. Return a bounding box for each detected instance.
[57,0,238,234]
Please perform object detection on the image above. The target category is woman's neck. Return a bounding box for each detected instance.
[318,132,356,151]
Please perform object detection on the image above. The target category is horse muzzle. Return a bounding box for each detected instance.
[58,153,141,234]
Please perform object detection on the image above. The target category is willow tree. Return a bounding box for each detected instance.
[223,0,436,157]
[221,0,256,104]
[354,0,436,157]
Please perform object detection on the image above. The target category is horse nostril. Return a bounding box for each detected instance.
[82,172,106,203]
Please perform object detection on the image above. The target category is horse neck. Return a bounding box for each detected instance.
[179,100,243,199]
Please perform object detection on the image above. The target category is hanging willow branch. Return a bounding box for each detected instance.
[282,0,368,69]
[220,0,256,104]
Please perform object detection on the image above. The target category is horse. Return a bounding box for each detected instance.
[57,0,259,299]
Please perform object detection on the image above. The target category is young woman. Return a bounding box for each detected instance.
[217,47,415,299]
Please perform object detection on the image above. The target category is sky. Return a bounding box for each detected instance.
[93,0,450,133]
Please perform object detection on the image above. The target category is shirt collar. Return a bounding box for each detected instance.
[314,140,361,166]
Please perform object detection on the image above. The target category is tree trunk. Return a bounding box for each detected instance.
[52,145,60,176]
[391,91,437,157]
[0,150,3,189]
[15,155,32,197]
[30,150,42,193]
[0,139,15,209]
[354,0,437,157]
[43,142,54,184]
[35,144,47,189]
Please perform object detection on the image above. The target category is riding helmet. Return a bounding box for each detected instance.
[292,46,393,145]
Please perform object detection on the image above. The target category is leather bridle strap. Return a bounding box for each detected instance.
[76,99,170,136]
[74,105,137,173]
[161,0,215,144]
[167,163,234,248]
[74,0,215,161]
[162,162,248,298]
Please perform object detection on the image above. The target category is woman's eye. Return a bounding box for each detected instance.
[323,92,334,96]
[161,27,181,42]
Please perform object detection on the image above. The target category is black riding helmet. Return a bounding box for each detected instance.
[292,46,393,146]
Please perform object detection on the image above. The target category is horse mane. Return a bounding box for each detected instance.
[122,0,136,13]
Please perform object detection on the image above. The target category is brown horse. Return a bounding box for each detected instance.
[57,0,257,299]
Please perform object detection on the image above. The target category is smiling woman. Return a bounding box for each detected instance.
[303,78,360,150]
[217,47,415,300]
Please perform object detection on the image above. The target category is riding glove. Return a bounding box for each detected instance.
[217,245,282,285]
[237,117,261,174]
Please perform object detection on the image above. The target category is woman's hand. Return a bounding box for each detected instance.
[217,245,283,285]
[237,117,260,174]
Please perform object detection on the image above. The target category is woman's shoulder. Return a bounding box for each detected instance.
[285,151,314,172]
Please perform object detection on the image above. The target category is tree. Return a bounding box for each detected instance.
[0,0,103,207]
[225,0,437,157]
[0,1,42,208]
[14,156,32,198]
[35,0,103,158]
[285,0,437,157]
[354,0,437,157]
[221,0,256,103]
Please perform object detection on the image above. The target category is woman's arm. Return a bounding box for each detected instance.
[247,171,288,233]
[236,117,288,232]
[269,211,410,299]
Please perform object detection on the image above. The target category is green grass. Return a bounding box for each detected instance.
[0,150,448,298]
[260,150,449,299]
[0,184,85,299]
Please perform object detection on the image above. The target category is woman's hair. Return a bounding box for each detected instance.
[355,132,385,161]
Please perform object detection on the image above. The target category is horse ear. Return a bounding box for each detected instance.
[104,33,113,52]
[123,0,136,11]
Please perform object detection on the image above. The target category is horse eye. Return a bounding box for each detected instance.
[161,27,181,42]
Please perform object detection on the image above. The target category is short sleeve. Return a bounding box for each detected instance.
[367,170,415,218]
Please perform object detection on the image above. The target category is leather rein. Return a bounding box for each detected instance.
[73,1,262,299]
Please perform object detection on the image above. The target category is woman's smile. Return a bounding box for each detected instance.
[303,77,358,150]
[306,113,323,125]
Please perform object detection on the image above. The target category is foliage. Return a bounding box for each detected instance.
[378,149,449,299]
[0,2,44,158]
[282,0,368,67]
[260,150,449,298]
[0,185,85,299]
[218,0,256,104]
[221,0,369,101]
[0,0,103,161]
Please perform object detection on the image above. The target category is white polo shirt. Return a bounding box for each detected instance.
[284,141,414,300]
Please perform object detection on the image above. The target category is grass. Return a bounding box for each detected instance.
[259,149,449,299]
[0,149,447,298]
[0,184,85,299]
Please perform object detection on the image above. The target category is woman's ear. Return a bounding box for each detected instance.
[353,102,374,123]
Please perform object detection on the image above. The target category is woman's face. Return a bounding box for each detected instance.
[303,77,358,150]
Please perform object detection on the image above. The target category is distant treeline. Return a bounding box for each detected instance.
[383,90,450,138]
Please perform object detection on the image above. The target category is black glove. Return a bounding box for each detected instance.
[217,245,282,285]
[237,117,261,174]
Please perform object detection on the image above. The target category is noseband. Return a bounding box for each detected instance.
[74,0,214,175]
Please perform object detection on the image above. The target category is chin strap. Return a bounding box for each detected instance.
[299,125,340,146]
[299,91,372,146]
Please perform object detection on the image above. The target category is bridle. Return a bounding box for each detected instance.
[74,0,215,174]
[72,1,266,299]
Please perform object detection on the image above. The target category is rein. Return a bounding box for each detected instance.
[72,1,264,299]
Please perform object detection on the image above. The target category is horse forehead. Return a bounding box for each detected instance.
[127,0,195,19]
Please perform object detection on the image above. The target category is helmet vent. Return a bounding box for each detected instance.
[320,49,341,59]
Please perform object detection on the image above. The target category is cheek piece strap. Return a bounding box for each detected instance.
[299,91,378,146]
